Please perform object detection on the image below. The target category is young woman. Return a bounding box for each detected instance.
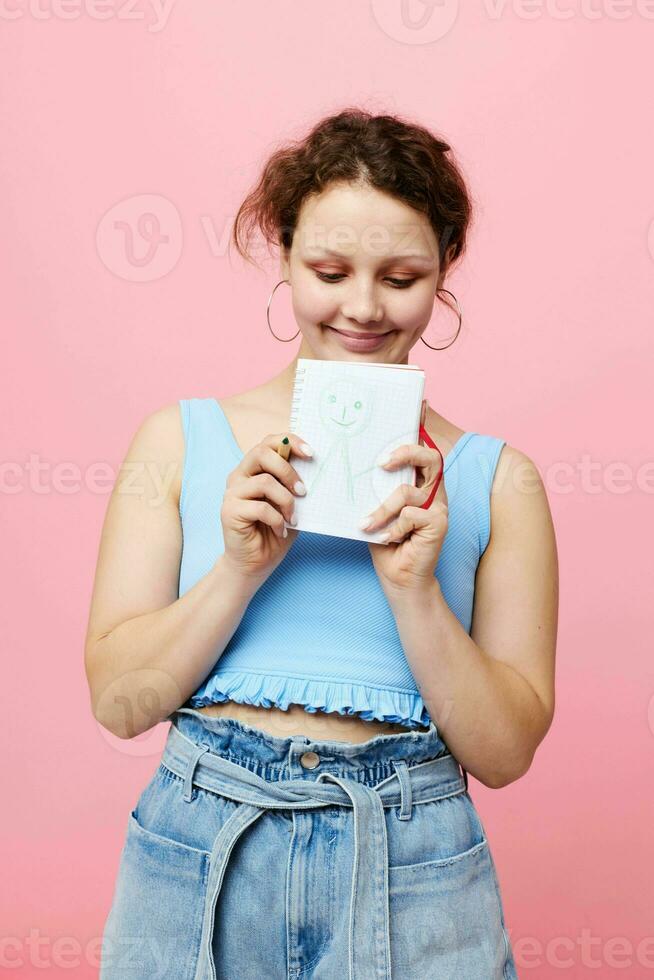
[88,108,557,979]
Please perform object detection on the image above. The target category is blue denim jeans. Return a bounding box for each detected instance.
[99,707,518,979]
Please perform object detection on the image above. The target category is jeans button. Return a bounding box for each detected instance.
[300,751,320,769]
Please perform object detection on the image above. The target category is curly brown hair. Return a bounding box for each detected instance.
[231,107,473,288]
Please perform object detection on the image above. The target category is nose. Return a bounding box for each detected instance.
[340,279,384,325]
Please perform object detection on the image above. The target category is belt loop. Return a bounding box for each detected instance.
[461,765,469,791]
[390,759,413,820]
[183,742,211,803]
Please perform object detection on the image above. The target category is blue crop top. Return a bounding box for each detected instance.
[178,397,506,729]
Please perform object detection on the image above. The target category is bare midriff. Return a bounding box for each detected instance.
[194,700,422,743]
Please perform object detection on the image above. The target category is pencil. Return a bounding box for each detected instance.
[276,435,291,460]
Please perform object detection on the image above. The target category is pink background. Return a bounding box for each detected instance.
[2,3,653,976]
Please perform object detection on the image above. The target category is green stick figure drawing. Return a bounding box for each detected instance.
[304,379,387,504]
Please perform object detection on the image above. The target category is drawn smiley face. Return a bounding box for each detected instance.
[318,380,374,438]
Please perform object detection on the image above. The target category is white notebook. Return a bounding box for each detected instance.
[284,358,425,543]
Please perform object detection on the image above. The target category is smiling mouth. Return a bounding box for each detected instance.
[323,324,391,338]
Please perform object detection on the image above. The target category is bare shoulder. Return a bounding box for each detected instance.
[84,401,186,662]
[488,443,555,541]
[471,441,558,729]
[122,401,186,508]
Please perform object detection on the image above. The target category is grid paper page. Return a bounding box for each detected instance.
[284,359,425,543]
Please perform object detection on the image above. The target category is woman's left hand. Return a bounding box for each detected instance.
[365,400,448,597]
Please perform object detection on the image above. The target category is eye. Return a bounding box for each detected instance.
[315,272,417,289]
[328,394,336,403]
[354,400,362,410]
[386,278,417,289]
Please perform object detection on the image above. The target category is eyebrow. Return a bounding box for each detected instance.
[305,248,435,264]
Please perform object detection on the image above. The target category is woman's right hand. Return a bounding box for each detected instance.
[219,432,313,585]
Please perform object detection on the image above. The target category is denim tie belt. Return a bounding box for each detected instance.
[161,717,468,980]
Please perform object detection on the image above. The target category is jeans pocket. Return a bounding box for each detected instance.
[99,806,211,980]
[388,839,511,980]
[386,784,515,980]
[387,788,485,870]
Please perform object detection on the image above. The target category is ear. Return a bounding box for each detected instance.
[280,247,291,281]
[437,245,457,289]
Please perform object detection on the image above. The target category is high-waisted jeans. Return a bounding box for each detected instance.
[99,707,519,979]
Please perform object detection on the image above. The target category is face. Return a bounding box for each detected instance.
[279,181,448,364]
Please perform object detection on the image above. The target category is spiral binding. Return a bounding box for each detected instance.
[289,363,307,434]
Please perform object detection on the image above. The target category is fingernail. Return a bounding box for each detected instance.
[290,511,298,525]
[377,451,392,467]
[299,443,314,457]
[359,515,374,530]
[294,481,306,495]
[282,526,288,538]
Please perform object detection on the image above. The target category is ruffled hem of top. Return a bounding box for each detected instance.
[188,671,432,730]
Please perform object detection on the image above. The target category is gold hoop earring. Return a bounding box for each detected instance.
[266,279,301,342]
[420,288,462,350]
